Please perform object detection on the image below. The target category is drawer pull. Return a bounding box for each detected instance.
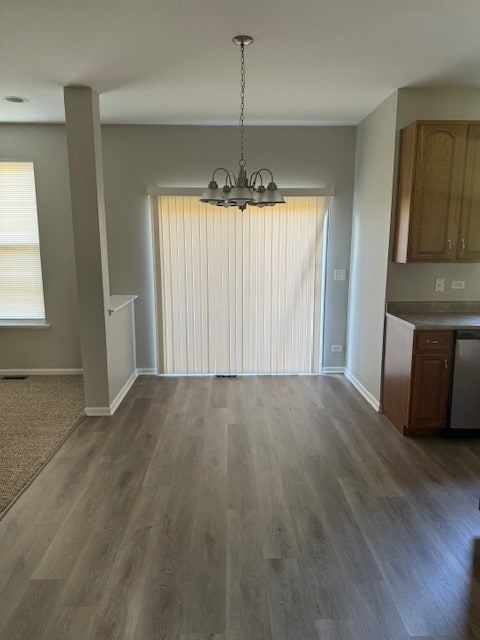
[426,339,440,344]
[444,359,448,371]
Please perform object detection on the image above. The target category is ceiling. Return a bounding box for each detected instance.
[2,0,480,125]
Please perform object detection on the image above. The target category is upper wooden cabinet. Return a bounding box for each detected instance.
[393,120,480,263]
[458,124,480,261]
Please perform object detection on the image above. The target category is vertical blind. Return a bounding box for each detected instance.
[0,162,45,319]
[155,195,329,375]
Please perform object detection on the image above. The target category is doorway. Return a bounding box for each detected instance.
[152,195,329,375]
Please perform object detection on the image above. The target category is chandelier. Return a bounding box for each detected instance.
[200,36,285,212]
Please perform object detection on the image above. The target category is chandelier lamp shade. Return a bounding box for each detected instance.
[200,36,285,212]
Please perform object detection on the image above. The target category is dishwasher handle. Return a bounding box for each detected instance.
[456,330,480,340]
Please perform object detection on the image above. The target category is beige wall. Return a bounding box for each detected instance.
[387,88,480,301]
[346,92,398,406]
[101,125,356,370]
[0,125,80,370]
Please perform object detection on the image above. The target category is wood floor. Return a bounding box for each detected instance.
[1,374,480,640]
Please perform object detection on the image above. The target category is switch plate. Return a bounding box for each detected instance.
[451,280,466,290]
[434,277,445,293]
[333,269,346,281]
[331,344,343,352]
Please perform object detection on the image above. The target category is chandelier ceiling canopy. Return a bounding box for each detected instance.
[200,36,285,212]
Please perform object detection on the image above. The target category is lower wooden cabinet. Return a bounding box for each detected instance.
[410,353,450,429]
[382,315,453,436]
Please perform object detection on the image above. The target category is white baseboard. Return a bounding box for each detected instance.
[138,371,329,377]
[344,368,381,412]
[110,370,138,414]
[84,406,111,417]
[0,368,82,376]
[321,366,345,374]
[85,369,138,417]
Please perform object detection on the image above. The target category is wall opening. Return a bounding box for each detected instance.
[152,195,329,375]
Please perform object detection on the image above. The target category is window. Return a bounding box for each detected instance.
[0,162,46,320]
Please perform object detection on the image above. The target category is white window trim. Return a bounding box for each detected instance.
[0,319,50,328]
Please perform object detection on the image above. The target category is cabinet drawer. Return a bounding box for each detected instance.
[415,330,453,353]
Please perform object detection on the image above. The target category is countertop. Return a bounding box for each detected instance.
[386,311,480,331]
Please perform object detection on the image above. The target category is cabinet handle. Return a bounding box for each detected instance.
[447,238,452,254]
[460,238,466,255]
[426,339,440,344]
[444,359,448,371]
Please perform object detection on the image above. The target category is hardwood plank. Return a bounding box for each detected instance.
[227,423,258,509]
[202,408,228,476]
[88,484,171,640]
[332,415,405,497]
[315,619,354,640]
[182,474,227,636]
[133,435,205,640]
[338,476,456,637]
[31,455,113,580]
[254,465,298,560]
[226,509,273,640]
[141,410,188,487]
[36,606,95,640]
[0,579,62,639]
[266,557,315,639]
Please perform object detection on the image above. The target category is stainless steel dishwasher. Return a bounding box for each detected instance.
[450,330,480,430]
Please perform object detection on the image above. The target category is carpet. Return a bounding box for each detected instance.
[0,375,84,514]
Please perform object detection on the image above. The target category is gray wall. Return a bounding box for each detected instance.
[0,125,80,370]
[101,125,356,370]
[0,124,356,371]
[387,87,480,301]
[347,87,480,409]
[346,93,398,405]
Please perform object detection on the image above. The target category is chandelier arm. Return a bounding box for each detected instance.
[249,171,264,188]
[256,168,275,182]
[211,167,232,184]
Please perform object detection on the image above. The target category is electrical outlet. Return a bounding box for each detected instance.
[451,280,466,290]
[331,344,343,353]
[333,269,346,281]
[434,277,445,293]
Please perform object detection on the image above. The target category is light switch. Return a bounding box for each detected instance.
[451,280,466,290]
[434,277,445,293]
[334,269,346,281]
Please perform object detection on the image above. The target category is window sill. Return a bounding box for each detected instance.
[0,320,50,329]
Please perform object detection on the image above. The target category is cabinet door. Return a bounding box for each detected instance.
[457,124,480,261]
[410,123,467,262]
[410,353,450,429]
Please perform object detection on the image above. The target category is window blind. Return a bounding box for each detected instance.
[0,162,46,319]
[155,196,329,374]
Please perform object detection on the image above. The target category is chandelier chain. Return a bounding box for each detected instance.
[239,42,246,168]
[199,36,284,210]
